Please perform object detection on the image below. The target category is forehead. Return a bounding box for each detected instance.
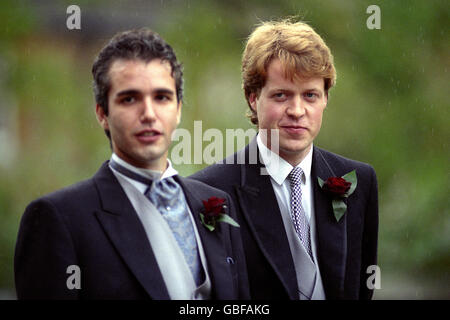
[264,58,325,91]
[108,58,175,93]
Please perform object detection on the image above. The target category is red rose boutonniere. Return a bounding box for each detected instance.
[318,170,357,222]
[200,196,240,231]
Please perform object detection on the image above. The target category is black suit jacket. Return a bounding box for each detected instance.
[190,141,378,300]
[15,161,250,300]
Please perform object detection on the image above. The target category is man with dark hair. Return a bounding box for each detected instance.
[191,20,378,300]
[15,28,249,300]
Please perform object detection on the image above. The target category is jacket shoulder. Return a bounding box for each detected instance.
[315,146,376,176]
[23,177,98,221]
[189,162,242,190]
[42,178,96,205]
[179,175,235,199]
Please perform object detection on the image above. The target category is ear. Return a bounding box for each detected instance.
[176,101,182,125]
[324,91,328,108]
[95,104,109,130]
[248,92,258,111]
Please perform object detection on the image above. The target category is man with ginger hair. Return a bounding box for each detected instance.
[191,20,378,300]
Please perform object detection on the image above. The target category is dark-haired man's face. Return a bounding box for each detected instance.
[249,58,327,166]
[96,59,181,171]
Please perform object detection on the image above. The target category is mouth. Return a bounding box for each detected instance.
[280,125,308,135]
[135,129,162,143]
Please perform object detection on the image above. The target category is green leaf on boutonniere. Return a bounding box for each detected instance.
[200,213,240,232]
[318,176,325,188]
[217,214,240,228]
[342,170,357,197]
[332,199,347,222]
[200,213,216,231]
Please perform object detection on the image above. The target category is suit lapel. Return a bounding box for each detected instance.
[93,162,170,300]
[312,147,347,299]
[235,141,298,299]
[175,176,235,299]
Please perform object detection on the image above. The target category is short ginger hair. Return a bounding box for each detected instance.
[242,19,336,124]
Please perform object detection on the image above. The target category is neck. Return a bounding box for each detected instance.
[279,146,311,167]
[259,131,312,167]
[114,152,167,173]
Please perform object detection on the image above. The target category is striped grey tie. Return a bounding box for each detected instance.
[288,167,313,259]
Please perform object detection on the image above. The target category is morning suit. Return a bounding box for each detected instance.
[190,137,378,300]
[15,161,249,300]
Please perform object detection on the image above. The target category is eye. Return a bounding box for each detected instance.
[156,94,169,101]
[304,92,318,101]
[272,92,287,101]
[120,96,136,105]
[155,92,175,103]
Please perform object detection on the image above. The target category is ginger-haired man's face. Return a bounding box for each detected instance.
[249,58,327,166]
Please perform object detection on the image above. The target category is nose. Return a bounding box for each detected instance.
[286,95,305,118]
[141,97,156,122]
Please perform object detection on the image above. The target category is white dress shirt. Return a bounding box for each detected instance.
[257,134,314,222]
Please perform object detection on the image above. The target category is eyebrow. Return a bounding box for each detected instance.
[267,87,324,99]
[115,89,140,98]
[154,88,175,96]
[304,88,323,95]
[305,88,323,92]
[115,88,175,98]
[268,88,293,94]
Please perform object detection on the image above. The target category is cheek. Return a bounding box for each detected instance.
[311,108,325,129]
[258,103,283,125]
[108,115,122,131]
[109,113,133,138]
[161,110,180,134]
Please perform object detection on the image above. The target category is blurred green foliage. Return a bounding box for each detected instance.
[0,0,448,298]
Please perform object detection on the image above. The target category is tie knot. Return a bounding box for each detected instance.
[288,167,305,186]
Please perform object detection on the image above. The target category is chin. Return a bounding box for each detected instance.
[135,151,161,163]
[279,142,312,156]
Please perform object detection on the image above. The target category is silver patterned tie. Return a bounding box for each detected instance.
[145,178,204,286]
[288,167,313,260]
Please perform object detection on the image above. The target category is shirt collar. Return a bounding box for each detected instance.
[256,133,313,186]
[111,153,178,181]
